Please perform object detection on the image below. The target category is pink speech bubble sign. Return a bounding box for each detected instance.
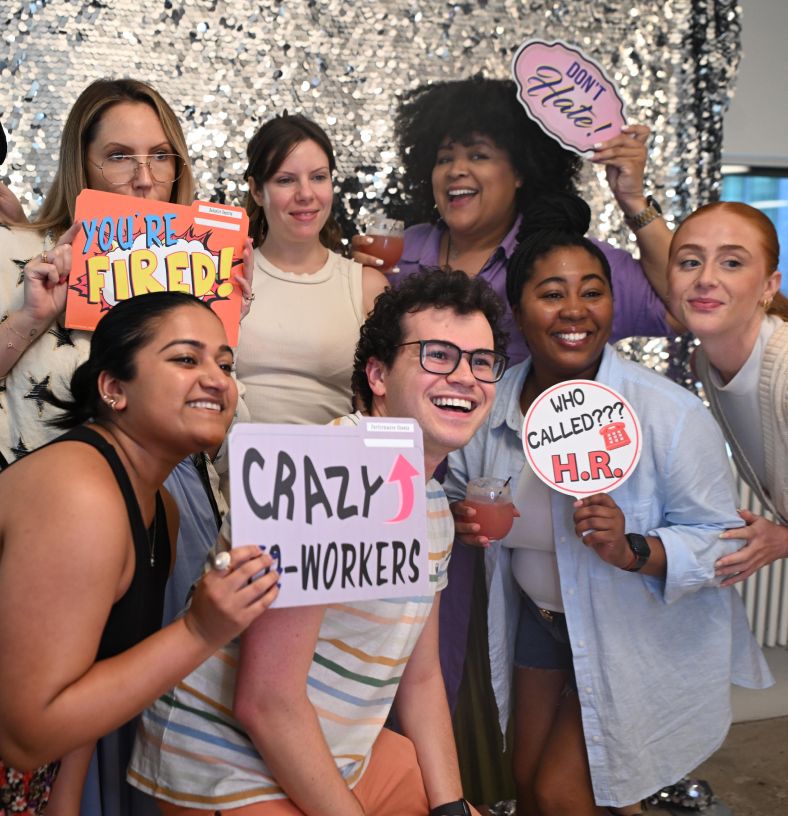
[522,379,642,497]
[512,38,627,156]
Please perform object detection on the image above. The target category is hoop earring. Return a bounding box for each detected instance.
[762,296,774,311]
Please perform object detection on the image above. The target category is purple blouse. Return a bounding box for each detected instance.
[394,217,671,365]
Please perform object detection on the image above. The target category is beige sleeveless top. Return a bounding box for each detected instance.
[236,248,364,424]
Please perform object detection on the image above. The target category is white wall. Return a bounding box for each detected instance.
[723,0,788,168]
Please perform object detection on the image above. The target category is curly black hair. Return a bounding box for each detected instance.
[506,192,612,309]
[396,75,583,225]
[352,267,508,413]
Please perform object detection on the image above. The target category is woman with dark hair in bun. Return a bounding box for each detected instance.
[0,292,279,815]
[352,84,682,785]
[444,193,771,814]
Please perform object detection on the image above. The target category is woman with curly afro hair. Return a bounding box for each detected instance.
[354,75,680,366]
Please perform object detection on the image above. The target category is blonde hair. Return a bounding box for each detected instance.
[671,201,788,321]
[29,78,194,238]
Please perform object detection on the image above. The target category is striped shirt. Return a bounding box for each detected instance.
[128,420,452,808]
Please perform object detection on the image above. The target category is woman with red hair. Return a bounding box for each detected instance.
[668,201,788,585]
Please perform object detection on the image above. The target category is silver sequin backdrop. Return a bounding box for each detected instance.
[1,0,741,380]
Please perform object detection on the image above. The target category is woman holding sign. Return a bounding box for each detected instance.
[0,77,252,814]
[668,202,788,586]
[1,77,193,461]
[0,292,280,815]
[237,113,388,425]
[445,193,771,815]
[353,75,683,803]
[353,75,681,364]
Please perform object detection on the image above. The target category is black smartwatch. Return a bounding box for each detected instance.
[624,533,651,572]
[430,800,472,816]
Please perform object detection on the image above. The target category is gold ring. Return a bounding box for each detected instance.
[41,251,49,264]
[243,293,256,302]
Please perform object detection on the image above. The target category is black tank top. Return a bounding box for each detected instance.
[47,425,171,659]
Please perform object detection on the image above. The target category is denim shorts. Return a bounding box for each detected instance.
[514,592,576,686]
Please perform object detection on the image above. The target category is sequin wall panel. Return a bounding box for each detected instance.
[1,0,740,222]
[1,0,740,382]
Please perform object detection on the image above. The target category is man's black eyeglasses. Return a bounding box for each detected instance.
[397,340,508,383]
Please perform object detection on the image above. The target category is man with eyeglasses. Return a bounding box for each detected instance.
[129,269,505,816]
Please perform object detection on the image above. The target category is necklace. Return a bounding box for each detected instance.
[148,502,158,568]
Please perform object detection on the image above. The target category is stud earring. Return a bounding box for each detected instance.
[102,394,117,410]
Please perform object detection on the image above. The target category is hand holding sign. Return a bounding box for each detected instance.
[590,123,653,216]
[572,492,631,569]
[512,38,627,156]
[186,544,280,650]
[21,221,81,325]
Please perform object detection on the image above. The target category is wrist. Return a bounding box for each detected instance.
[181,607,218,655]
[624,195,663,231]
[617,194,649,219]
[622,533,651,572]
[430,799,471,816]
[11,307,47,333]
[14,306,52,337]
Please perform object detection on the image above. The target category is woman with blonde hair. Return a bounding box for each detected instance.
[1,77,196,465]
[668,201,788,585]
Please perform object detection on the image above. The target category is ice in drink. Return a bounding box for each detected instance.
[464,477,516,541]
[364,215,404,271]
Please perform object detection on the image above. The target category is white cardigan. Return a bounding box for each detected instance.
[697,319,788,524]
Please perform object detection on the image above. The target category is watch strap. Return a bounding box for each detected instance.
[625,195,662,231]
[430,800,472,816]
[624,533,650,572]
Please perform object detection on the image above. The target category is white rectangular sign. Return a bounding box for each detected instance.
[229,418,429,607]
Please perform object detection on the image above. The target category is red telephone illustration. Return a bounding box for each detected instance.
[599,422,630,451]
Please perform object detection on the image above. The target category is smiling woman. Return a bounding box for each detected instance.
[668,202,788,586]
[0,77,251,816]
[350,82,680,789]
[445,192,772,815]
[0,292,279,816]
[235,113,388,425]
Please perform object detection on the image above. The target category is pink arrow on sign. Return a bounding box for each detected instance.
[386,454,420,523]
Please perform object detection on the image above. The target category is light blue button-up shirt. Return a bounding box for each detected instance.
[445,346,773,808]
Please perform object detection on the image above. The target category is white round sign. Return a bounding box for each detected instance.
[522,379,642,497]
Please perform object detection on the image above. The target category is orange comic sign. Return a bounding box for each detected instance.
[65,190,249,345]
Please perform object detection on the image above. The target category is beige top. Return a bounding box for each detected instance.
[236,248,364,424]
